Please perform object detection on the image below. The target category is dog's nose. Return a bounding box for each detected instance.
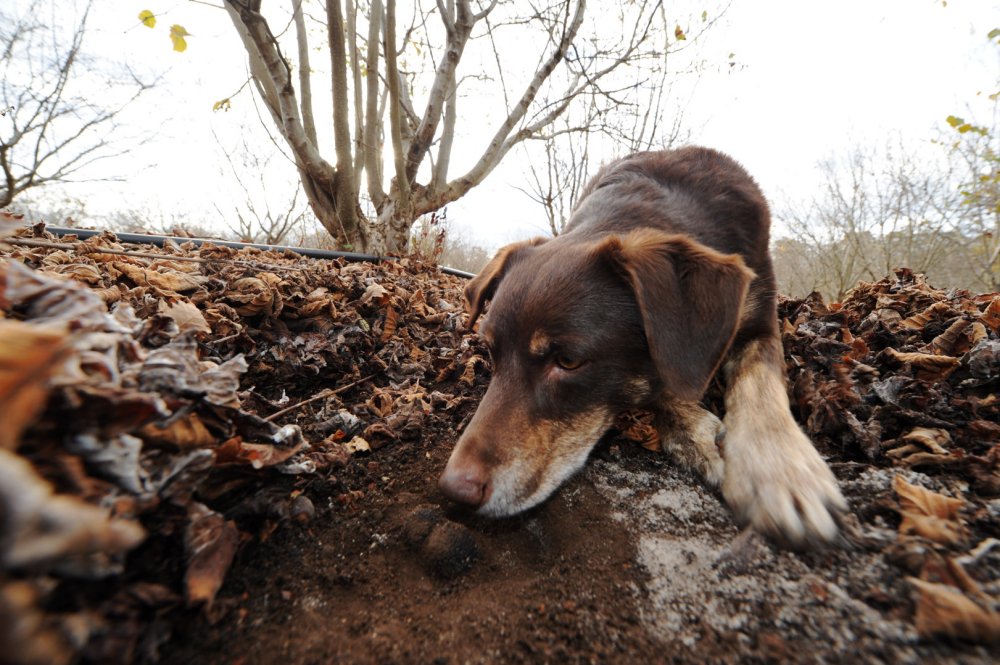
[438,462,488,507]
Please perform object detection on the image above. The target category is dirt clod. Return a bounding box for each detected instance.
[400,503,445,547]
[422,520,479,578]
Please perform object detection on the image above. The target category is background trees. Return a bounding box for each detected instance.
[774,28,999,300]
[0,0,154,208]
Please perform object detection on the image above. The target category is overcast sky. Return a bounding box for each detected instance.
[9,0,999,250]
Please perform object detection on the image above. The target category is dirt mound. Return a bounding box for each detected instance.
[1,220,998,663]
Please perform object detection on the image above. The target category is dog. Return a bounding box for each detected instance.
[439,147,846,548]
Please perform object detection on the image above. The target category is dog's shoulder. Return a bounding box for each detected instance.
[568,148,770,255]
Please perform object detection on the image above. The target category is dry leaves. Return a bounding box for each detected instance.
[780,270,1000,645]
[1,223,477,662]
[0,320,69,449]
[893,475,967,546]
[909,575,1000,643]
[892,476,1000,643]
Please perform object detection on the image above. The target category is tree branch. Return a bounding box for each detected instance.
[421,0,586,214]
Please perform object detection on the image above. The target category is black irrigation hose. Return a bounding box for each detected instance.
[44,226,477,280]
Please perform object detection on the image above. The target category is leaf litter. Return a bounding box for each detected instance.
[1,225,999,663]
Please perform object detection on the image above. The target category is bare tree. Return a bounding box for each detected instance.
[0,0,154,208]
[517,4,722,235]
[221,0,671,252]
[945,103,1000,291]
[518,105,594,236]
[214,131,310,245]
[409,208,492,272]
[777,140,976,301]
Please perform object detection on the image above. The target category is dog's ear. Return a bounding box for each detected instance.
[464,237,547,328]
[598,228,755,401]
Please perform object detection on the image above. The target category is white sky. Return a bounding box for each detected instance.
[8,0,999,250]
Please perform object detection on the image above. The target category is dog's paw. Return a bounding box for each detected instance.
[661,407,725,487]
[721,423,847,549]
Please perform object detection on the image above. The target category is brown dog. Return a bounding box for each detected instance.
[439,147,846,548]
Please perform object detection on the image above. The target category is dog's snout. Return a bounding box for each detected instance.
[438,459,489,507]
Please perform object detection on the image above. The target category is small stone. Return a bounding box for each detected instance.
[422,521,478,579]
[290,495,315,523]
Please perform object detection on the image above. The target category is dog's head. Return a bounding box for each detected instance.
[439,228,753,516]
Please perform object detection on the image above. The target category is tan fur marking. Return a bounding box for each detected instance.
[529,331,551,358]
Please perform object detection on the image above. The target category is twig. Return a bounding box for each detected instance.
[264,374,375,422]
[4,237,313,272]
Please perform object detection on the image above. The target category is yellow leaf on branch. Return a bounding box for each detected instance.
[170,24,190,53]
[139,10,156,29]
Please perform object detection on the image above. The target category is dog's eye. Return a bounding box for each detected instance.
[554,353,584,371]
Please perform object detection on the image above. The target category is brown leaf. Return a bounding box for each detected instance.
[360,282,390,306]
[0,449,146,575]
[158,299,210,334]
[981,296,1000,333]
[967,321,988,346]
[925,318,971,356]
[901,301,954,330]
[225,276,281,317]
[215,437,305,469]
[894,475,965,519]
[114,262,208,293]
[894,475,967,545]
[0,320,69,449]
[139,413,216,449]
[184,502,239,608]
[881,347,960,381]
[908,577,1000,643]
[615,410,660,451]
[885,427,961,467]
[380,305,399,342]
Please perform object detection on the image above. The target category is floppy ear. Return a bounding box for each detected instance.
[599,228,755,401]
[464,237,547,328]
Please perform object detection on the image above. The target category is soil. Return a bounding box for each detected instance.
[160,433,993,665]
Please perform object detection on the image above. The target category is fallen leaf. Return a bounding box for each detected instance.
[0,449,146,575]
[159,299,211,334]
[0,321,69,449]
[880,347,960,381]
[184,502,239,608]
[908,577,1000,643]
[894,475,967,546]
[981,296,1000,333]
[114,262,208,293]
[344,436,371,454]
[901,301,954,330]
[886,428,961,467]
[926,318,971,356]
[140,413,216,449]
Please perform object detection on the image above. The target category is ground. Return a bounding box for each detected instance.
[1,220,998,664]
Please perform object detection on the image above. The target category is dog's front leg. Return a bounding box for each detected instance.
[657,400,726,488]
[721,336,847,548]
